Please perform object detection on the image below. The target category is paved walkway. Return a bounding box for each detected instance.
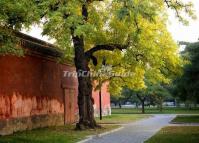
[84,115,176,143]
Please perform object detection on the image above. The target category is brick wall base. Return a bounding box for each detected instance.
[0,114,64,136]
[0,109,112,136]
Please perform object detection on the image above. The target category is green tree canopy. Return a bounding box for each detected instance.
[174,42,199,103]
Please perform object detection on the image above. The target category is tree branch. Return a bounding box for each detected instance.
[136,94,146,102]
[85,44,129,63]
[164,0,192,19]
[86,44,127,56]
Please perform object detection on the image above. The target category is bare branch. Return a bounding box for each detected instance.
[164,0,171,8]
[164,0,193,19]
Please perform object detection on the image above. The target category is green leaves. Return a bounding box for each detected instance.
[117,7,130,20]
[0,28,24,56]
[74,24,96,38]
[0,0,40,29]
[174,42,199,103]
[164,0,196,25]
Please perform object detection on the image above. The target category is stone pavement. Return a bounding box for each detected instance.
[84,115,176,143]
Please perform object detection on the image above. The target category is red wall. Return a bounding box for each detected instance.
[0,55,78,120]
[0,54,111,121]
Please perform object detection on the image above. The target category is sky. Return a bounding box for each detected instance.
[168,0,199,43]
[22,0,199,44]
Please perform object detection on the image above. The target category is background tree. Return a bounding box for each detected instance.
[121,88,140,108]
[111,87,141,108]
[0,0,195,129]
[173,42,199,107]
[116,83,172,113]
[148,84,172,112]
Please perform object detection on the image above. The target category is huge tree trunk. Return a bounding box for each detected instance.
[73,36,98,130]
[69,2,99,130]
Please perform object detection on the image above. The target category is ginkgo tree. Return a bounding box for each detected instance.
[0,0,195,129]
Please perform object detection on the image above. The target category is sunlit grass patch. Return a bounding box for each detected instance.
[172,115,199,123]
[145,126,199,143]
[96,114,151,124]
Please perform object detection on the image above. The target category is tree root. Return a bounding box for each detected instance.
[75,121,102,130]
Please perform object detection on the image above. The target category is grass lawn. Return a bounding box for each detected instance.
[96,114,151,124]
[0,114,150,143]
[172,115,199,123]
[0,125,119,143]
[112,107,199,114]
[145,126,199,143]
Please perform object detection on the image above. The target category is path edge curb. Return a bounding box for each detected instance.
[77,126,124,143]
